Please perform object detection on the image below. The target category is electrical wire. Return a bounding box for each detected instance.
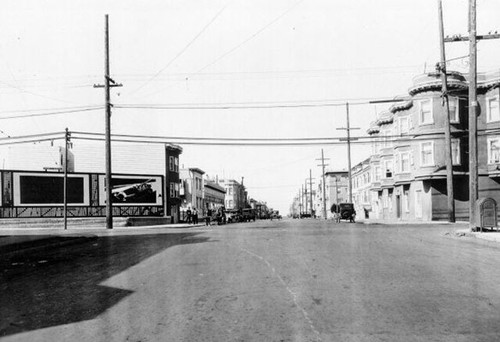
[142,0,304,98]
[114,96,407,110]
[0,106,104,120]
[129,2,230,96]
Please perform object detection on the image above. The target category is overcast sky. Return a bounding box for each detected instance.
[1,0,500,214]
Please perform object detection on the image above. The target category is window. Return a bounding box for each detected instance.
[404,190,410,213]
[388,190,393,212]
[415,190,423,218]
[487,96,500,123]
[451,139,460,165]
[420,142,434,166]
[383,191,389,208]
[400,152,410,172]
[170,182,175,197]
[488,137,500,164]
[419,99,433,125]
[399,117,409,134]
[374,166,381,181]
[449,97,460,123]
[169,156,174,171]
[174,157,179,172]
[385,160,393,178]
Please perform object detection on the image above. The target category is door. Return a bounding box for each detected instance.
[396,195,401,218]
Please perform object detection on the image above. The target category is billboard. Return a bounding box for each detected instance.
[13,172,90,206]
[98,175,163,206]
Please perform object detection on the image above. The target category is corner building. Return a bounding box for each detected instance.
[358,70,500,222]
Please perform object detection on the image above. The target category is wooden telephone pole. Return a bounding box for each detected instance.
[94,15,122,229]
[443,0,499,229]
[437,0,455,223]
[316,149,330,219]
[337,103,360,203]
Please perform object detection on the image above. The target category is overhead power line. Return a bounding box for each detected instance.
[0,106,104,120]
[129,2,230,96]
[143,0,304,98]
[69,129,472,147]
[114,96,408,110]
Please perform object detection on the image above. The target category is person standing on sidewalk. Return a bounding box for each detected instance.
[192,208,198,224]
[206,208,212,226]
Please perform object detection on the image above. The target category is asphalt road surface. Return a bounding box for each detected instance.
[2,219,500,342]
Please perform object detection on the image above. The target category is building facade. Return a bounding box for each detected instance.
[165,144,183,223]
[218,178,247,210]
[0,141,181,219]
[355,70,500,222]
[324,170,349,219]
[180,167,205,221]
[204,180,226,213]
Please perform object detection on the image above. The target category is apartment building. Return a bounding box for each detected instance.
[354,70,500,221]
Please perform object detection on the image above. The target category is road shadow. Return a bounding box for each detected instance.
[0,232,209,337]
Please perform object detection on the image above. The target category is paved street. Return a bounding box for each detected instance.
[2,219,500,342]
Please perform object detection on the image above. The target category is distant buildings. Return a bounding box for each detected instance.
[180,167,205,220]
[218,178,248,210]
[204,180,226,212]
[324,171,349,219]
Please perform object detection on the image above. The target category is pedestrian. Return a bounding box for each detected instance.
[333,211,340,223]
[186,207,192,224]
[192,208,198,224]
[350,210,356,223]
[206,208,212,226]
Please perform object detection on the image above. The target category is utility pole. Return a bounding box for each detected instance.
[305,173,315,217]
[437,0,455,223]
[468,0,478,230]
[337,103,360,203]
[298,188,302,216]
[316,149,330,219]
[303,181,308,214]
[299,187,302,216]
[309,169,313,216]
[443,0,499,229]
[94,15,122,229]
[63,128,70,230]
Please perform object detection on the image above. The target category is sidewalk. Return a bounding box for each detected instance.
[359,218,470,226]
[359,218,500,244]
[453,227,500,243]
[0,221,207,256]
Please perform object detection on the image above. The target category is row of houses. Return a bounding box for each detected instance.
[179,167,274,221]
[291,69,500,223]
[350,69,500,222]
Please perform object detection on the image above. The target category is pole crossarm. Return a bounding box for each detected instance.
[93,83,123,88]
[444,33,500,42]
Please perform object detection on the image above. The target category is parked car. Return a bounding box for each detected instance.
[242,208,256,222]
[225,209,242,223]
[331,203,356,222]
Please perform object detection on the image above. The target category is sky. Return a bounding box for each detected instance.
[1,0,500,214]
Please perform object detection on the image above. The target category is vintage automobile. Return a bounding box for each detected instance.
[225,209,242,223]
[242,208,256,222]
[331,203,356,222]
